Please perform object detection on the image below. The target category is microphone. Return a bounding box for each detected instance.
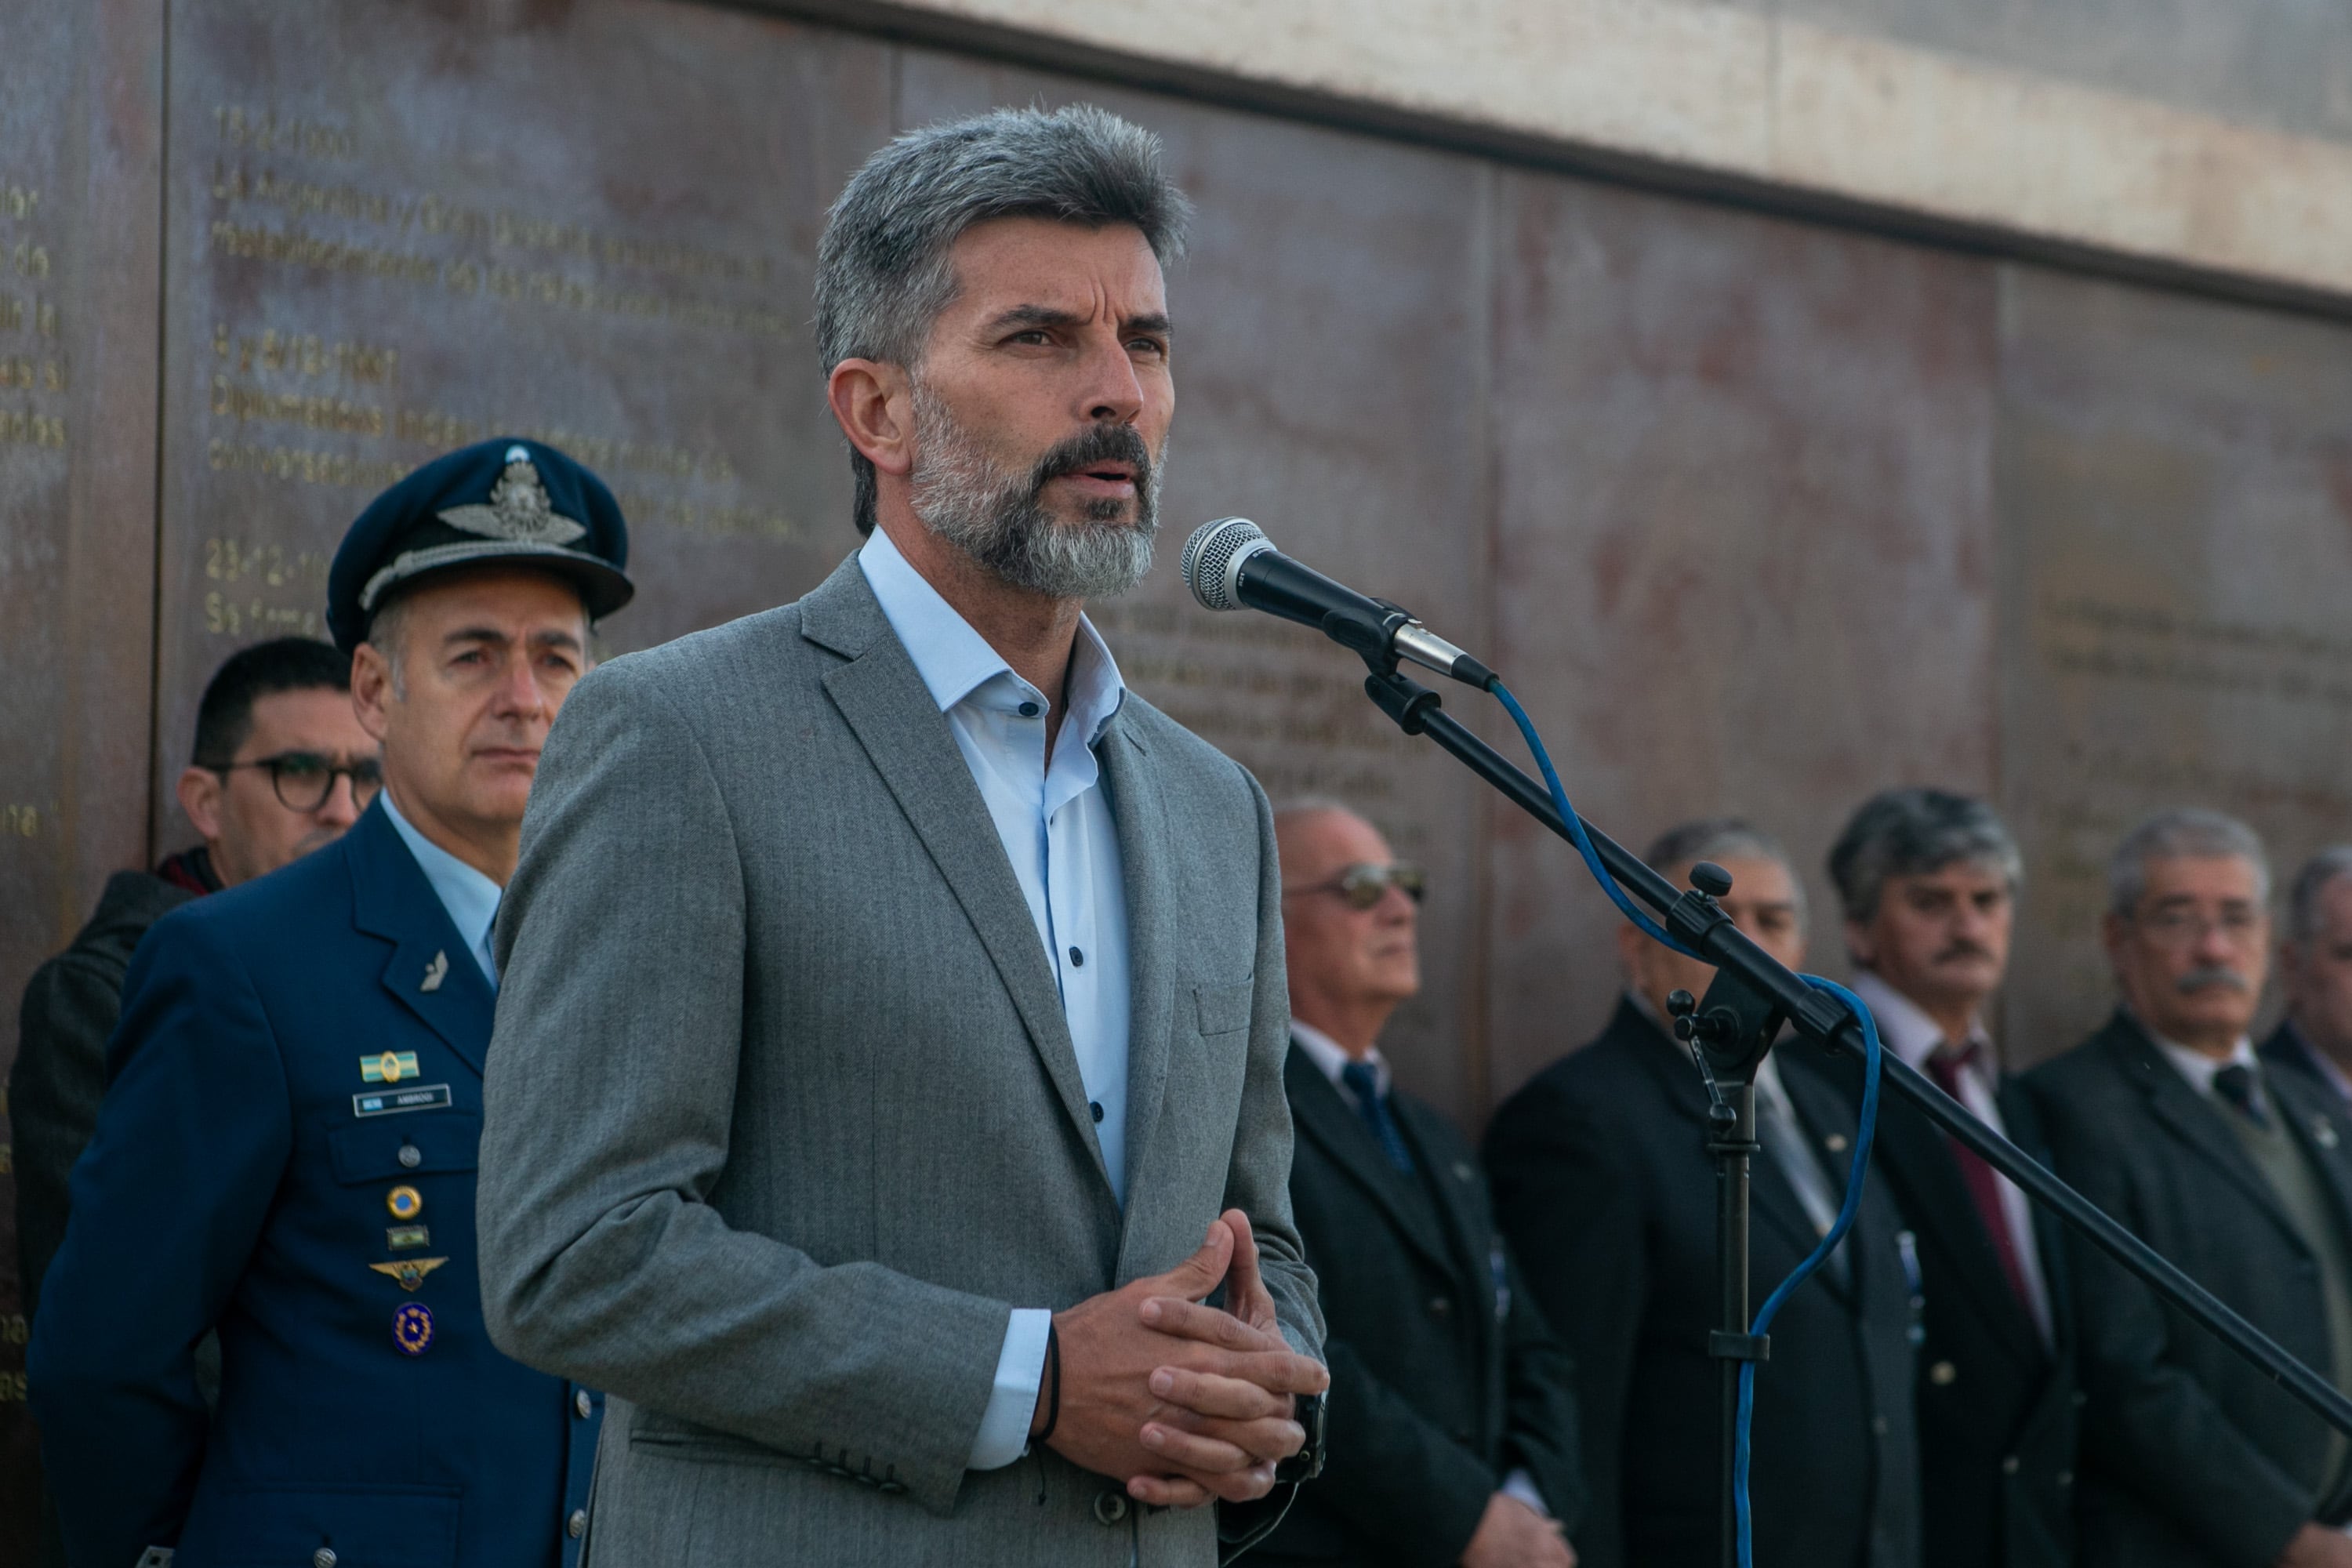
[1180,517,1496,689]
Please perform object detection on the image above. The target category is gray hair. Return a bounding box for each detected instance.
[815,105,1193,535]
[1642,817,1806,922]
[2287,846,2352,943]
[1828,788,2021,923]
[2108,808,2272,917]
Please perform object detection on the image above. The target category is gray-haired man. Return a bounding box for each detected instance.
[2029,810,2352,1568]
[1824,789,2075,1568]
[2266,848,2352,1106]
[475,107,1326,1565]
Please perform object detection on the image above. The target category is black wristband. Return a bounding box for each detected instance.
[1033,1320,1062,1448]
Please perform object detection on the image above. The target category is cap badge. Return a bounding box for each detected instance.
[437,446,587,547]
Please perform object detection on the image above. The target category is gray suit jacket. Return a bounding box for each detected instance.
[476,554,1323,1566]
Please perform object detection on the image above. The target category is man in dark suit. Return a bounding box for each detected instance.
[1263,800,1581,1567]
[2264,846,2352,1108]
[1487,818,1920,1568]
[1822,789,2077,1568]
[2028,809,2352,1568]
[30,441,630,1568]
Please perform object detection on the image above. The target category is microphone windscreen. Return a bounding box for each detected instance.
[1181,517,1268,612]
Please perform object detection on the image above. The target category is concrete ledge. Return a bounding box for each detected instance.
[777,0,2352,308]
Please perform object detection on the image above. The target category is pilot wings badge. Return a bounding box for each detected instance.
[437,445,587,546]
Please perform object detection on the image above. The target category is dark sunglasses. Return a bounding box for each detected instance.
[212,751,384,814]
[1287,862,1427,910]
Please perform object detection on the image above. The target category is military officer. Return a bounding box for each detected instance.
[30,438,633,1568]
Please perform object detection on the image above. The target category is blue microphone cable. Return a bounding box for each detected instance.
[1489,677,1885,1568]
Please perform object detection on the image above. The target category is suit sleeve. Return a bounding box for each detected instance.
[10,941,121,1320]
[2028,1079,2313,1568]
[26,913,290,1568]
[1312,1332,1500,1562]
[1223,771,1326,1361]
[1499,1237,1587,1535]
[1486,1086,1642,1568]
[477,660,1042,1518]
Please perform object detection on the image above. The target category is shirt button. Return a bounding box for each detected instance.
[1018,701,1040,718]
[1069,946,1084,967]
[568,1507,588,1537]
[397,1143,423,1169]
[1090,1101,1105,1123]
[575,1388,593,1418]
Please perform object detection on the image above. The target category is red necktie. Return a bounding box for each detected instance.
[1927,1044,2037,1317]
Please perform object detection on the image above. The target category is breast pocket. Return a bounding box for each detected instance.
[1192,980,1254,1037]
[327,1109,481,1183]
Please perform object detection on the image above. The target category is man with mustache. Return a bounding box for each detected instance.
[31,439,629,1567]
[475,107,1326,1565]
[1821,789,2076,1568]
[2029,809,2352,1568]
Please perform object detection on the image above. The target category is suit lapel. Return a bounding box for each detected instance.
[1101,719,1177,1264]
[805,557,1113,1205]
[347,802,495,1076]
[1392,1093,1494,1339]
[1876,1076,2044,1359]
[2107,1021,2307,1251]
[1777,1054,1861,1302]
[2274,1068,2352,1240]
[1287,1047,1457,1279]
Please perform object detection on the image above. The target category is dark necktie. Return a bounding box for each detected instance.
[2213,1062,2272,1130]
[1341,1060,1415,1174]
[1927,1043,2037,1315]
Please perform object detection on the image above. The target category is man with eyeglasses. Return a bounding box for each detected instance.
[10,636,371,1561]
[2028,808,2352,1568]
[1258,800,1583,1568]
[31,439,628,1568]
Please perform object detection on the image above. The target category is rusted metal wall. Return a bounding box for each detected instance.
[3,2,2349,1552]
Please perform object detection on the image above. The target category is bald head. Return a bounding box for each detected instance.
[1276,802,1421,1058]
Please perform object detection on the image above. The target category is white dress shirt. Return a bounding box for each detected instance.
[1848,970,2053,1345]
[382,790,503,988]
[1288,1018,1548,1516]
[859,525,1134,1472]
[2150,1027,2264,1112]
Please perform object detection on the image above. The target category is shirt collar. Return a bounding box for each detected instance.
[1846,968,1992,1072]
[1290,1018,1391,1098]
[858,525,1127,746]
[2147,1024,2258,1098]
[380,789,503,982]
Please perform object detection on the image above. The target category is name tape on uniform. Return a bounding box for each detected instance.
[353,1083,452,1118]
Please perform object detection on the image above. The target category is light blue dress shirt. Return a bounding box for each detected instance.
[382,789,503,988]
[858,525,1135,1472]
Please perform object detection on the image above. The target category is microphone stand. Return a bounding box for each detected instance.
[1346,653,2352,1568]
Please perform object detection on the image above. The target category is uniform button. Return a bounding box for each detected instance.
[1090,1101,1105,1123]
[1069,946,1084,967]
[2002,1455,2020,1475]
[575,1388,593,1418]
[1929,1360,1958,1386]
[1428,1296,1451,1318]
[1094,1489,1131,1525]
[314,1551,339,1568]
[1018,701,1040,718]
[568,1507,588,1537]
[397,1143,423,1169]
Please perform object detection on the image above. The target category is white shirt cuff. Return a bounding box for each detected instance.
[1501,1467,1549,1517]
[968,1307,1054,1470]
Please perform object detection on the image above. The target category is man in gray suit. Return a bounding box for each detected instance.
[477,106,1327,1565]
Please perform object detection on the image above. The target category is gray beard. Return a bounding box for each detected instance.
[908,386,1160,601]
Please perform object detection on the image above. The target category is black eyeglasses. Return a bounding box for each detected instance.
[210,751,383,813]
[1285,862,1427,909]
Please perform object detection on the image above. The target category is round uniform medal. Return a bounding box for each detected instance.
[393,1301,435,1356]
[386,1185,423,1221]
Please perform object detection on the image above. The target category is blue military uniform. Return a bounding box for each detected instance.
[31,438,633,1568]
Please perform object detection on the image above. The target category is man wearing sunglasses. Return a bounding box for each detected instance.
[31,439,630,1568]
[1258,800,1584,1568]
